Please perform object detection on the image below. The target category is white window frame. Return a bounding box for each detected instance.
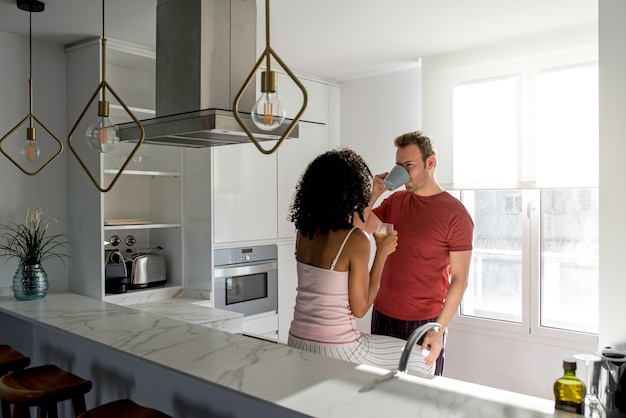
[444,49,599,352]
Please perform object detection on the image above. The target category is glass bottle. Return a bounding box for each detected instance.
[554,358,586,414]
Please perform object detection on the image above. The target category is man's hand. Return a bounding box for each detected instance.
[421,329,444,367]
[372,173,388,198]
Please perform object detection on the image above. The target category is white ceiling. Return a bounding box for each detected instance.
[0,0,597,82]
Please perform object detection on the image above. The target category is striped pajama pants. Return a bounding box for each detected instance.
[287,333,434,376]
[371,308,446,376]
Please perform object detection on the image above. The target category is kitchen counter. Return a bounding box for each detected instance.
[0,293,576,417]
[127,297,243,334]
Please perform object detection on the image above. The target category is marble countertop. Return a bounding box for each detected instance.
[0,293,577,418]
[127,297,243,334]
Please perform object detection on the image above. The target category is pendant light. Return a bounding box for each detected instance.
[233,0,307,155]
[0,0,63,176]
[67,0,144,193]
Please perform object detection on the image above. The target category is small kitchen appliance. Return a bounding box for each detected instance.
[213,245,278,316]
[595,346,626,416]
[104,249,128,294]
[125,247,167,289]
[213,244,278,341]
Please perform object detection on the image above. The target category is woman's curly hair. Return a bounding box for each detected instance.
[289,148,372,238]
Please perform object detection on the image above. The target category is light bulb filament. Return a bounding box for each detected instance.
[98,126,107,144]
[20,137,41,163]
[86,113,120,153]
[263,102,274,126]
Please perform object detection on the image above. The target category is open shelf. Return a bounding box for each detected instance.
[104,169,181,177]
[104,223,182,231]
[103,285,184,305]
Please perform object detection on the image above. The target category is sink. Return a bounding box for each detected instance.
[236,343,564,417]
[276,364,562,418]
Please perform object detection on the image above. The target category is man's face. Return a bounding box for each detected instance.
[395,144,430,193]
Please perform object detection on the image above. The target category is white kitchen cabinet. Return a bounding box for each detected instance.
[183,147,213,294]
[240,72,333,241]
[211,141,278,244]
[210,73,335,246]
[277,122,329,239]
[66,39,184,302]
[277,72,330,124]
[242,311,279,341]
[277,240,297,343]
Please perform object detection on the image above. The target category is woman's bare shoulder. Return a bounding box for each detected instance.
[347,227,371,251]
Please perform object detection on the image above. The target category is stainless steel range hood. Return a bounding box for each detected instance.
[118,108,298,148]
[118,0,298,147]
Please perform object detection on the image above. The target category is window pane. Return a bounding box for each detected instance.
[452,77,519,185]
[540,189,599,333]
[460,190,523,322]
[534,64,598,185]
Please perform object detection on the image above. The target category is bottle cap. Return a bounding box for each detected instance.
[563,359,577,371]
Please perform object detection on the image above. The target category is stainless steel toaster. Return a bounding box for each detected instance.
[127,253,166,289]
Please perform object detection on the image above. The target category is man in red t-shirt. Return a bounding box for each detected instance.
[363,131,474,376]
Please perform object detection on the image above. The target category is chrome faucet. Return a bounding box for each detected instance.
[358,322,443,393]
[397,322,441,374]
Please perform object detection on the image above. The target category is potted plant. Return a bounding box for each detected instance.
[0,208,71,300]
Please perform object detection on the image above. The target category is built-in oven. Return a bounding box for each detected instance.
[213,244,278,340]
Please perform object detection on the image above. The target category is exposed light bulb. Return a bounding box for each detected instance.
[19,139,41,162]
[251,92,286,131]
[251,71,286,131]
[86,115,119,153]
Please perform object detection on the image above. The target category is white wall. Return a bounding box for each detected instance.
[598,0,626,351]
[0,31,67,294]
[339,65,422,175]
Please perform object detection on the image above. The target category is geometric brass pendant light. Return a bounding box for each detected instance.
[0,0,63,176]
[67,0,144,193]
[232,0,307,155]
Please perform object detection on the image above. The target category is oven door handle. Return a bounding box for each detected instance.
[214,260,277,279]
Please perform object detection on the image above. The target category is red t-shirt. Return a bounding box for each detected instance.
[372,191,474,321]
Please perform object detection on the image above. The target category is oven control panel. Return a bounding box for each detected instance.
[214,244,278,267]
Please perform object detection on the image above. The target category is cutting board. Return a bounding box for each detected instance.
[104,218,152,226]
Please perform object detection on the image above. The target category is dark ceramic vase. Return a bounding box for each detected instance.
[12,264,48,300]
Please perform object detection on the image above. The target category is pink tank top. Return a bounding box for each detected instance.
[289,227,361,346]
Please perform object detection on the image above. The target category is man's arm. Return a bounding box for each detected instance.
[421,250,472,367]
[354,173,387,233]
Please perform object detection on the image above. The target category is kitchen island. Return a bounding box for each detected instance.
[0,293,575,417]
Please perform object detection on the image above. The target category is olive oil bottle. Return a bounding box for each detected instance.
[554,358,585,414]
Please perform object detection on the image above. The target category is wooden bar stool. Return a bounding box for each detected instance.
[0,346,31,418]
[0,346,30,377]
[0,364,92,418]
[77,399,172,418]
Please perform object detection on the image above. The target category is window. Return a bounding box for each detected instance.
[458,189,599,334]
[539,189,599,333]
[452,76,520,185]
[449,53,598,342]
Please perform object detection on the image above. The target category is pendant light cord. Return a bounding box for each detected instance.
[100,0,107,103]
[265,0,271,71]
[101,0,105,39]
[28,8,33,127]
[29,9,32,81]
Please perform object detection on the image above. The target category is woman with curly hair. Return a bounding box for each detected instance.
[287,148,433,375]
